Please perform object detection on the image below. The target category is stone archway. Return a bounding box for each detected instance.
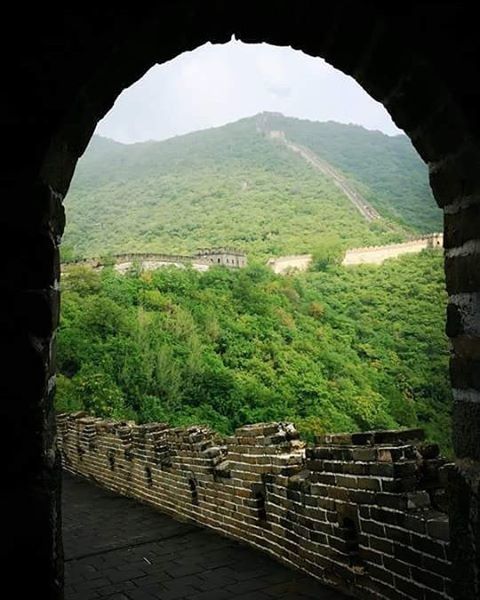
[2,3,479,598]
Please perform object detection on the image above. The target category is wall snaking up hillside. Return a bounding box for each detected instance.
[58,413,452,599]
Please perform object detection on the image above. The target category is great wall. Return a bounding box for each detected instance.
[267,129,381,222]
[259,121,444,274]
[267,254,313,274]
[58,413,452,600]
[267,233,443,274]
[342,234,443,266]
[62,235,443,277]
[62,248,248,274]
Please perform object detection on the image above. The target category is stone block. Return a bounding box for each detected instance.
[373,429,425,445]
[351,447,377,461]
[315,432,354,445]
[426,515,450,542]
[406,491,431,510]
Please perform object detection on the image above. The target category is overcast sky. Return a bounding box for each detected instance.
[96,39,402,144]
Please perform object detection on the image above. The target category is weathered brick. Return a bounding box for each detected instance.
[394,575,426,599]
[360,520,385,537]
[384,555,410,577]
[411,566,445,592]
[426,516,449,542]
[58,415,452,599]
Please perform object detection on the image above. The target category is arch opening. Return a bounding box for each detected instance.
[56,37,455,600]
[58,37,448,448]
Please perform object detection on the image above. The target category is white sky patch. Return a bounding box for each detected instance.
[96,39,402,143]
[255,49,289,88]
[175,59,217,127]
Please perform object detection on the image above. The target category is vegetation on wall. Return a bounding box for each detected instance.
[57,250,451,452]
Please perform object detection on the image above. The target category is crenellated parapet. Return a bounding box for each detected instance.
[57,414,452,599]
[61,248,248,273]
[342,234,444,266]
[344,234,444,256]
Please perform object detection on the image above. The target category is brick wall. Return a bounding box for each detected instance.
[57,413,451,599]
[342,235,443,266]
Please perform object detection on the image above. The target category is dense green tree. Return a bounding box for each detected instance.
[310,235,345,271]
[57,251,451,453]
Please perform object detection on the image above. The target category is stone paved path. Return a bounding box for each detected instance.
[63,472,347,600]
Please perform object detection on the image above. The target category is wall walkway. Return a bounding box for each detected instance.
[63,471,344,599]
[58,414,452,600]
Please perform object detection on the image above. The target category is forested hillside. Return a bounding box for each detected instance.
[63,114,440,260]
[57,251,451,452]
[262,113,439,232]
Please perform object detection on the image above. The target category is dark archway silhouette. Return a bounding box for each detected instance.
[2,4,479,598]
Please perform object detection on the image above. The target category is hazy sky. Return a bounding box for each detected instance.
[96,39,402,144]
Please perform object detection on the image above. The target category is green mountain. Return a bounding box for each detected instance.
[63,113,440,260]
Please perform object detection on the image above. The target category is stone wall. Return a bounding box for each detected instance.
[62,250,247,274]
[342,234,444,266]
[58,413,451,600]
[267,254,313,274]
[266,234,443,274]
[195,248,248,268]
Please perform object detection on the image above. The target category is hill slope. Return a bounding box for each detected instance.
[260,113,439,231]
[63,114,440,260]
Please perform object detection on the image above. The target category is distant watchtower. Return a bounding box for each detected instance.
[195,248,247,268]
[426,232,443,248]
[255,111,284,135]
